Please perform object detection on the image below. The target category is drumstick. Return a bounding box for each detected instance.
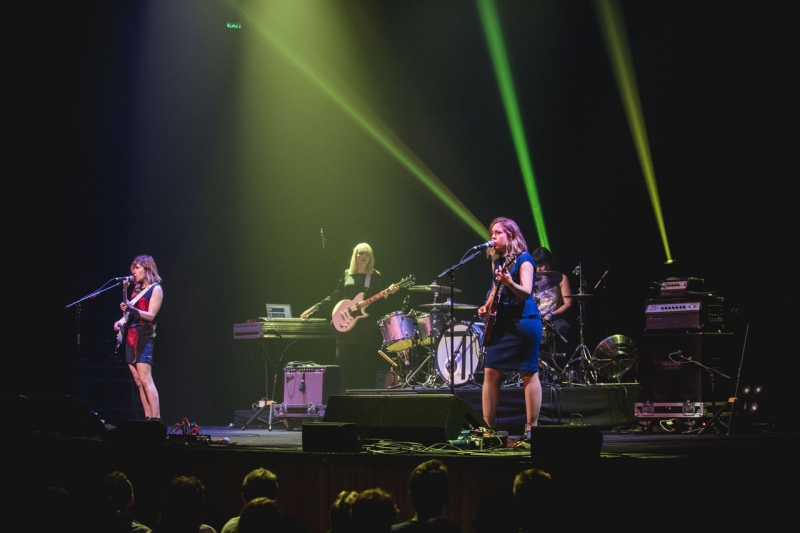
[378,350,399,368]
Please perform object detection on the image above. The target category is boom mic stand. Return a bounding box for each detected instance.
[697,322,750,436]
[437,246,485,393]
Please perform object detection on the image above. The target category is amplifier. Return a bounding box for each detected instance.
[283,365,340,407]
[644,297,724,331]
[659,277,705,298]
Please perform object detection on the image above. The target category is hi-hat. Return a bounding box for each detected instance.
[563,292,594,299]
[408,284,462,294]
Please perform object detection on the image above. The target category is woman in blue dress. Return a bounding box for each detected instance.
[477,218,543,435]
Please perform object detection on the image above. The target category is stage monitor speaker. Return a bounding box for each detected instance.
[105,420,167,447]
[302,422,364,453]
[284,365,341,407]
[322,394,487,446]
[529,424,602,466]
[24,395,107,438]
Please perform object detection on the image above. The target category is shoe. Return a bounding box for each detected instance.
[524,423,533,440]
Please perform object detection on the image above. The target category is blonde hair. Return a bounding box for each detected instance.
[348,243,375,274]
[486,217,528,260]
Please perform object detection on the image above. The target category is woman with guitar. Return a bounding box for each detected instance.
[477,218,543,436]
[300,243,401,392]
[113,254,163,421]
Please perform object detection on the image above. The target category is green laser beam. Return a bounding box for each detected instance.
[228,1,488,239]
[595,0,673,262]
[477,0,549,249]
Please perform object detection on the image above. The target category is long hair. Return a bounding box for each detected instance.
[348,243,375,274]
[487,217,528,260]
[131,254,163,284]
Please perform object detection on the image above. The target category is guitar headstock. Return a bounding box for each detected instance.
[503,254,519,270]
[397,275,415,288]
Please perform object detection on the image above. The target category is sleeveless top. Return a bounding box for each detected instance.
[126,284,158,346]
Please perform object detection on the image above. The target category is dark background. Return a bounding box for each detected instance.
[9,0,797,426]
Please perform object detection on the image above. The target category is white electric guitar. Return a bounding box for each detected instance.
[331,275,415,333]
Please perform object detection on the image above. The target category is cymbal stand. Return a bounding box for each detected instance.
[403,338,436,388]
[565,263,596,385]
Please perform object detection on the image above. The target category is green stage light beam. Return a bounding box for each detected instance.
[477,0,549,249]
[228,1,488,239]
[595,0,674,263]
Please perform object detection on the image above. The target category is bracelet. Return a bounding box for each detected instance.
[547,312,555,318]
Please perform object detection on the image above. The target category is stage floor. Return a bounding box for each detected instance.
[5,389,796,531]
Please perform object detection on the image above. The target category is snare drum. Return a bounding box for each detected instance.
[415,312,444,346]
[435,321,485,385]
[377,311,415,352]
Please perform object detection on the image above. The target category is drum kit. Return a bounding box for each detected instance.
[376,283,484,388]
[376,267,633,388]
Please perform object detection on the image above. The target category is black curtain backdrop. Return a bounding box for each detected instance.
[9,1,797,426]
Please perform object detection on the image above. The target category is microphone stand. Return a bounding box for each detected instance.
[66,278,132,360]
[437,248,484,394]
[65,278,128,309]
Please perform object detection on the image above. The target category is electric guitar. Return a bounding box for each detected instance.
[481,254,518,350]
[115,282,129,352]
[332,275,415,333]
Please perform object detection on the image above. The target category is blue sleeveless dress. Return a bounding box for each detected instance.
[483,252,542,372]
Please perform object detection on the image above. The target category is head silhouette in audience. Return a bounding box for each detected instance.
[350,488,398,533]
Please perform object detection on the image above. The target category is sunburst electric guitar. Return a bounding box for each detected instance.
[332,275,415,333]
[481,254,518,352]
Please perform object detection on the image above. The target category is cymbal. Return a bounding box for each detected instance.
[534,271,563,285]
[592,335,637,380]
[408,284,462,294]
[563,292,594,299]
[419,301,478,310]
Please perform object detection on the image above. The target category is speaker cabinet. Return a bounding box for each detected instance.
[283,365,341,406]
[322,394,487,446]
[638,333,737,403]
[638,334,702,402]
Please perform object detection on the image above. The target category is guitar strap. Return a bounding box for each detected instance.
[346,270,371,289]
[129,283,160,307]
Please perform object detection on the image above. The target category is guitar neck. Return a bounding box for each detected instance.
[358,287,392,309]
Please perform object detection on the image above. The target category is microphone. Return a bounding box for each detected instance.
[469,240,494,251]
[114,275,134,282]
[572,265,581,276]
[320,228,325,249]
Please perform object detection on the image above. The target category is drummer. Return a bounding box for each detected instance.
[531,247,575,355]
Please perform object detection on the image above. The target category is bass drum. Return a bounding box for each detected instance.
[435,321,484,385]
